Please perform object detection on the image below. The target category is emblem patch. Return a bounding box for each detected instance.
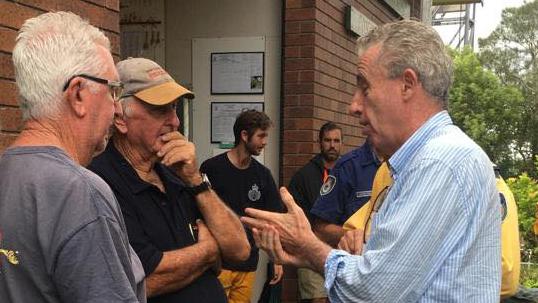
[0,230,19,269]
[499,193,507,221]
[248,184,261,201]
[320,175,336,196]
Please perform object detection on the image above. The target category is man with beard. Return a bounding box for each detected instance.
[201,110,283,303]
[89,57,250,303]
[309,139,380,248]
[287,121,342,303]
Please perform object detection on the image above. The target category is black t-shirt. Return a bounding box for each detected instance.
[201,152,283,272]
[89,143,226,303]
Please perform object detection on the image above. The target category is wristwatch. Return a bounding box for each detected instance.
[185,173,212,196]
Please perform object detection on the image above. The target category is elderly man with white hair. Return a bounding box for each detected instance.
[0,12,145,302]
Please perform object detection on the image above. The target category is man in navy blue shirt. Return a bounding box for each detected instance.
[310,140,380,247]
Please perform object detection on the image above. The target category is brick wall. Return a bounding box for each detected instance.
[280,1,415,301]
[0,0,120,153]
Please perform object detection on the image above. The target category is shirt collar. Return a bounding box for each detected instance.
[388,110,453,179]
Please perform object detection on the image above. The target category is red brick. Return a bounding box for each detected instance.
[284,46,300,58]
[284,83,313,95]
[285,7,316,21]
[283,95,299,106]
[0,27,16,53]
[284,21,301,34]
[284,58,314,70]
[282,141,298,153]
[300,45,314,57]
[14,0,58,12]
[0,107,22,132]
[103,30,120,56]
[0,52,14,80]
[0,79,18,107]
[283,153,314,166]
[284,117,314,130]
[298,142,317,153]
[284,106,314,118]
[0,2,41,29]
[299,94,314,106]
[299,70,314,82]
[300,20,315,33]
[0,132,17,154]
[285,0,315,9]
[285,33,315,46]
[283,129,315,142]
[58,1,119,33]
[105,0,119,11]
[84,0,106,7]
[284,71,299,83]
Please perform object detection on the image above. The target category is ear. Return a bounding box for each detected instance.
[401,68,419,102]
[240,130,249,143]
[64,77,87,118]
[113,111,129,135]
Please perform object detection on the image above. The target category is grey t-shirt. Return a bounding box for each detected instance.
[0,146,146,302]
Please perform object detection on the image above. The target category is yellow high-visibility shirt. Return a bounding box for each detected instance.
[497,176,520,298]
[343,162,392,241]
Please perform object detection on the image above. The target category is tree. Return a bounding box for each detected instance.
[448,47,524,176]
[479,0,538,177]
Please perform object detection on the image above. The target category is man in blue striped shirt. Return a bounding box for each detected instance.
[242,19,501,302]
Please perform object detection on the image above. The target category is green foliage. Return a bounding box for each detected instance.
[478,0,538,177]
[448,47,524,176]
[507,173,538,264]
[521,264,538,288]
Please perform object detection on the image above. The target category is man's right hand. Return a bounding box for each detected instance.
[337,229,364,255]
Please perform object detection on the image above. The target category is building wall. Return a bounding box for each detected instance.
[0,0,121,153]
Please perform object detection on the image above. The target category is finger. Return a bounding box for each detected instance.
[160,131,185,142]
[269,265,283,284]
[242,208,282,225]
[240,216,271,231]
[161,150,191,166]
[279,187,298,213]
[157,139,190,158]
[252,228,263,249]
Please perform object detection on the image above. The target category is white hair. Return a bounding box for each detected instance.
[12,11,111,121]
[358,20,453,108]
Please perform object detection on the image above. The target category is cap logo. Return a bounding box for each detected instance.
[147,68,167,80]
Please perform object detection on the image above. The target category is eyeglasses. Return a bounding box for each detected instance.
[363,185,391,243]
[63,74,124,102]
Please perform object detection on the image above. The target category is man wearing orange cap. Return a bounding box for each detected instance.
[89,58,250,303]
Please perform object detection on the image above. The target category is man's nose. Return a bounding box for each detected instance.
[348,91,363,116]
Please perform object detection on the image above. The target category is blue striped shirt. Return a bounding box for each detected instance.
[324,111,501,302]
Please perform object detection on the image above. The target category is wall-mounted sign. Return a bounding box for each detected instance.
[345,6,377,37]
[210,102,264,143]
[211,52,264,94]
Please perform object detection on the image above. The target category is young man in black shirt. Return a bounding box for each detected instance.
[201,110,283,303]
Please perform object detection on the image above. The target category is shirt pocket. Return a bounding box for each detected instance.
[346,190,372,218]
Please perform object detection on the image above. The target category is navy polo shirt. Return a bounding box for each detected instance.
[89,143,226,303]
[310,142,380,225]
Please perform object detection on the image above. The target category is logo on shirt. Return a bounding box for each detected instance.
[320,175,336,196]
[248,184,261,201]
[0,230,20,270]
